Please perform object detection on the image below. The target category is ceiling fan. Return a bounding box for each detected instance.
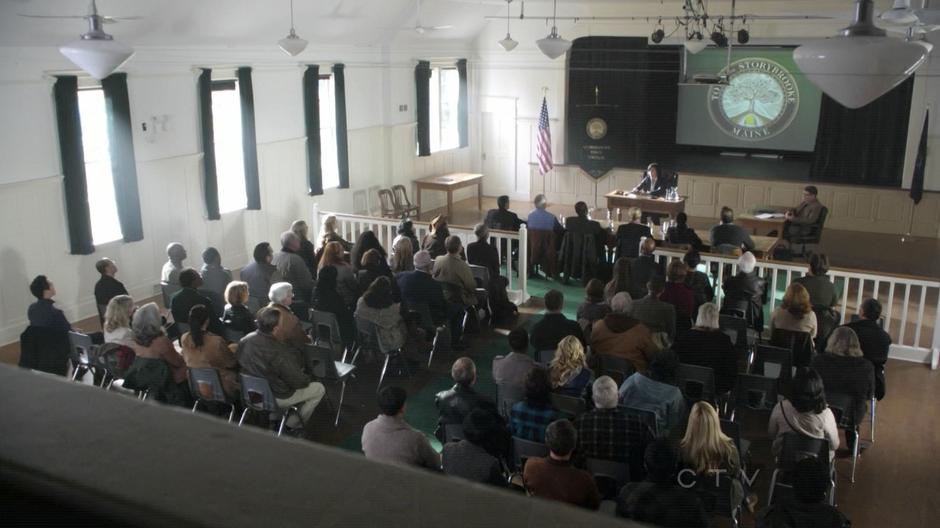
[19,0,142,79]
[408,0,453,34]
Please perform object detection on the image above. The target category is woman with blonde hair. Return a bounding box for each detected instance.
[680,401,745,507]
[389,236,414,273]
[811,327,874,453]
[222,280,256,335]
[421,215,450,258]
[318,214,352,251]
[549,335,594,397]
[770,283,818,337]
[103,294,136,346]
[318,241,359,306]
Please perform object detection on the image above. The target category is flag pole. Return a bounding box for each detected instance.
[901,203,916,243]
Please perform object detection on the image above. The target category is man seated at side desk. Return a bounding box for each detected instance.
[710,206,755,252]
[783,185,825,239]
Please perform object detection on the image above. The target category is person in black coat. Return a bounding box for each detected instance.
[530,289,584,353]
[757,458,851,528]
[812,327,875,451]
[682,250,714,312]
[629,238,665,299]
[673,303,737,395]
[422,216,451,259]
[844,298,891,400]
[351,230,387,273]
[291,220,318,276]
[357,248,401,303]
[615,207,652,260]
[170,269,224,335]
[720,252,767,332]
[630,162,674,198]
[564,201,609,263]
[665,213,703,251]
[484,195,524,231]
[222,281,257,335]
[397,250,449,326]
[710,207,756,252]
[311,266,356,346]
[467,223,501,281]
[93,258,129,310]
[435,357,501,442]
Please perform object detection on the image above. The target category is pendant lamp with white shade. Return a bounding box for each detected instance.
[536,0,571,59]
[278,0,308,56]
[793,0,929,109]
[59,2,134,79]
[684,32,708,54]
[498,0,518,51]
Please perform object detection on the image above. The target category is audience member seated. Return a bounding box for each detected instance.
[125,302,189,406]
[529,289,584,353]
[435,357,500,441]
[576,279,610,326]
[666,213,703,251]
[351,230,387,273]
[768,368,839,460]
[181,304,239,398]
[274,231,315,303]
[442,409,506,486]
[756,458,850,528]
[241,242,282,309]
[433,235,478,308]
[170,269,224,335]
[721,252,767,332]
[94,258,128,310]
[845,298,891,400]
[523,419,601,510]
[318,241,359,307]
[267,282,312,352]
[389,236,415,274]
[355,276,407,353]
[27,275,73,332]
[591,293,656,374]
[103,295,136,346]
[161,242,187,285]
[422,215,450,259]
[630,276,677,340]
[511,367,559,442]
[549,336,594,398]
[526,194,564,279]
[673,303,737,395]
[199,247,232,300]
[311,267,357,348]
[783,185,825,240]
[574,376,630,463]
[682,250,714,311]
[362,386,441,470]
[615,206,652,260]
[770,283,818,338]
[630,238,664,299]
[710,206,755,252]
[794,253,838,309]
[319,214,353,252]
[290,219,317,275]
[357,248,400,302]
[493,328,536,387]
[631,162,673,199]
[237,307,325,431]
[222,281,256,335]
[564,201,608,264]
[619,350,685,433]
[485,195,524,231]
[617,438,709,527]
[604,257,633,302]
[392,218,420,255]
[397,250,449,334]
[680,401,745,507]
[811,327,874,453]
[467,223,500,280]
[659,261,694,336]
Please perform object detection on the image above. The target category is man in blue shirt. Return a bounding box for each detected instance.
[527,194,564,279]
[619,350,685,434]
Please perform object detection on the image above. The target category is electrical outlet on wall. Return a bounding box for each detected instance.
[399,104,408,112]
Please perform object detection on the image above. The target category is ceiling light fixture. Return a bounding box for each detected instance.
[58,0,134,79]
[793,0,929,109]
[278,0,308,56]
[536,0,571,60]
[684,32,707,54]
[498,0,518,51]
[880,0,920,25]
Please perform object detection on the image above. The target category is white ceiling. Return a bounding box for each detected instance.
[0,0,899,49]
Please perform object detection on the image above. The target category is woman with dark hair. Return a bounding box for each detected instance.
[291,220,318,275]
[354,276,407,352]
[240,242,281,308]
[311,266,356,346]
[770,283,818,337]
[682,250,713,311]
[577,279,610,325]
[357,249,402,303]
[393,219,420,254]
[27,275,73,332]
[604,257,633,303]
[181,304,239,398]
[422,215,450,258]
[768,367,839,460]
[666,212,703,251]
[510,366,559,442]
[794,253,838,308]
[660,261,695,337]
[318,241,359,306]
[351,230,387,272]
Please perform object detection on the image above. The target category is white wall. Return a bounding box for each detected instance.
[0,44,472,346]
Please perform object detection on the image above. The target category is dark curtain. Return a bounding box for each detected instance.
[910,110,928,204]
[415,60,432,157]
[101,73,143,242]
[333,64,350,189]
[456,58,469,148]
[810,77,914,187]
[53,76,94,255]
[303,65,323,195]
[237,67,261,210]
[197,69,220,220]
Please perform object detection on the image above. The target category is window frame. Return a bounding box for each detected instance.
[429,65,461,154]
[209,78,248,214]
[76,84,124,246]
[318,73,340,190]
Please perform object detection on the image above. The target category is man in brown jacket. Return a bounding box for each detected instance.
[590,292,658,374]
[432,236,478,307]
[784,185,825,238]
[523,419,601,510]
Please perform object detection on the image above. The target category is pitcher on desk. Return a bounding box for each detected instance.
[631,162,676,198]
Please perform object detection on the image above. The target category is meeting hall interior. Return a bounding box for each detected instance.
[2,0,939,526]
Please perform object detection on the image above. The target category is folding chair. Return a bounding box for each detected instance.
[585,458,630,500]
[550,392,586,419]
[768,432,833,506]
[827,392,861,483]
[752,344,794,396]
[304,344,356,426]
[468,264,491,320]
[512,436,549,471]
[405,301,443,366]
[770,328,815,368]
[496,382,526,420]
[310,309,351,362]
[598,354,636,386]
[536,349,555,365]
[676,363,717,404]
[695,472,742,528]
[621,406,660,481]
[390,184,420,219]
[444,424,466,443]
[67,331,99,383]
[96,343,135,390]
[160,281,182,310]
[237,373,304,437]
[222,327,246,343]
[356,316,408,392]
[730,373,779,421]
[720,419,751,470]
[719,314,756,367]
[378,189,401,219]
[188,367,236,422]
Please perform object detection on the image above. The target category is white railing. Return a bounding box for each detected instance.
[658,249,940,368]
[312,204,530,305]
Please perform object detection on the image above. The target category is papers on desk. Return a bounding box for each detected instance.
[438,177,454,183]
[755,213,786,219]
[626,193,637,198]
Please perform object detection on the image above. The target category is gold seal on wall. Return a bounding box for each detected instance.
[586,117,608,140]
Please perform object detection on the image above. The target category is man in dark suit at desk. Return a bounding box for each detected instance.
[631,163,675,198]
[784,186,825,238]
[484,195,524,232]
[710,206,756,252]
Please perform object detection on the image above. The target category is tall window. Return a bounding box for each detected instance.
[77,87,122,245]
[211,80,247,214]
[430,66,460,153]
[319,74,339,190]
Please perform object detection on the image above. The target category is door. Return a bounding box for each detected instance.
[481,96,518,197]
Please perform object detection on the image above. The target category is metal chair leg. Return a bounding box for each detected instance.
[238,408,250,426]
[767,469,778,505]
[850,427,860,483]
[870,397,876,444]
[191,401,200,413]
[378,354,390,392]
[276,414,287,437]
[227,404,235,423]
[335,380,347,427]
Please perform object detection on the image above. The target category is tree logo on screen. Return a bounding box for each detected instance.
[586,117,608,140]
[707,58,799,141]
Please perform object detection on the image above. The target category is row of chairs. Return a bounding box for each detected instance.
[378,185,419,220]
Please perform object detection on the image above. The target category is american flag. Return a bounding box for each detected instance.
[536,96,553,175]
